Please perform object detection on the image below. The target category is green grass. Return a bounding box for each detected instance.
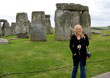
[91,27,110,30]
[0,29,110,78]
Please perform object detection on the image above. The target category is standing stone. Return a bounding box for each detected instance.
[30,11,46,41]
[0,19,11,37]
[55,10,71,40]
[2,21,11,37]
[0,38,8,44]
[70,11,81,36]
[15,12,29,38]
[10,22,16,35]
[45,15,53,34]
[80,11,91,38]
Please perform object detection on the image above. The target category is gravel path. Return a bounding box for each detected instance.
[92,72,110,78]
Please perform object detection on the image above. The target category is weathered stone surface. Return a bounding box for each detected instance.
[45,15,53,34]
[91,30,102,34]
[101,33,110,36]
[0,19,7,22]
[15,12,29,38]
[69,11,81,36]
[83,27,91,38]
[10,23,16,35]
[55,10,71,40]
[0,38,8,44]
[2,21,11,37]
[30,11,46,41]
[80,11,91,27]
[56,3,88,11]
[26,20,31,34]
[80,11,91,37]
[16,33,28,38]
[55,3,91,40]
[0,19,11,37]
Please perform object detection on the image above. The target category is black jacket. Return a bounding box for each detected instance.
[69,34,89,66]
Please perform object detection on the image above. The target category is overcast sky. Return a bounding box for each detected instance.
[0,0,110,27]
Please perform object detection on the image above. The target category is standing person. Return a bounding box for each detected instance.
[69,24,89,78]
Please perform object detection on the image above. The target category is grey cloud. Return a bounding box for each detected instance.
[90,0,110,26]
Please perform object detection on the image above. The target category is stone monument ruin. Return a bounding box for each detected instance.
[45,15,53,34]
[0,38,8,44]
[0,19,11,37]
[15,12,29,38]
[10,22,16,36]
[30,11,46,41]
[55,3,91,40]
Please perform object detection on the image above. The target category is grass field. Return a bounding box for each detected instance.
[0,28,110,78]
[91,27,110,30]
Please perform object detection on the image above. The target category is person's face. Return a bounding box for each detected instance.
[75,28,82,35]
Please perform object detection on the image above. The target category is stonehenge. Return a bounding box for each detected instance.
[55,3,91,40]
[30,11,46,41]
[0,3,91,41]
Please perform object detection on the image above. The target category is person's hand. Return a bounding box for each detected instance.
[74,53,76,56]
[77,45,81,50]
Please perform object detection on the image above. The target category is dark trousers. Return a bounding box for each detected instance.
[72,61,86,78]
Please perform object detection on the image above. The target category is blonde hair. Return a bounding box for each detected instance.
[74,24,85,38]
